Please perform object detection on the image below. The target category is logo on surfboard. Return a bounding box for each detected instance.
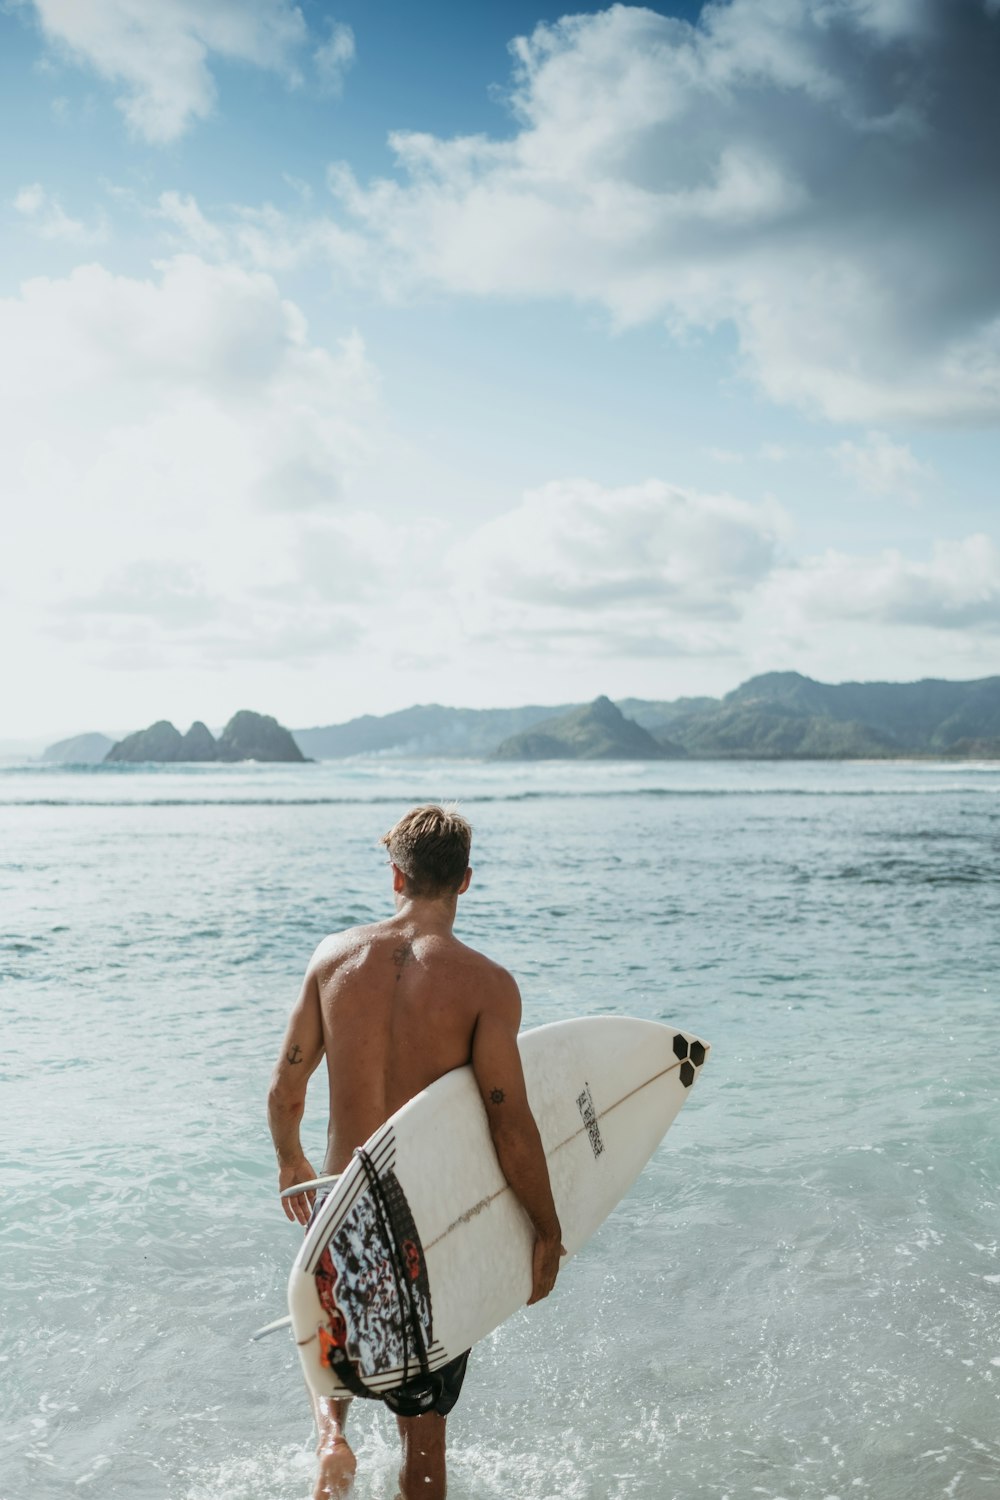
[576,1082,605,1159]
[672,1033,707,1087]
[315,1167,433,1384]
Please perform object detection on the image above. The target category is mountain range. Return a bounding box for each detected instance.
[39,672,1000,763]
[299,672,1000,760]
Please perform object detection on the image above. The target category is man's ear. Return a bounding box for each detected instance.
[391,862,407,894]
[458,866,472,895]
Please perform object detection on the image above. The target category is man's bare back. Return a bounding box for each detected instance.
[266,807,562,1500]
[269,873,561,1277]
[309,916,518,1176]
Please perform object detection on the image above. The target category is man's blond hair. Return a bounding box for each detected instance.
[381,804,472,898]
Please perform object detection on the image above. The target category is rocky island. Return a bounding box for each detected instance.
[40,732,116,764]
[105,710,307,763]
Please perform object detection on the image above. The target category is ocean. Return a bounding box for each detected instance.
[2,758,999,1500]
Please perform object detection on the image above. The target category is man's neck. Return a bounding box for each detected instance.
[392,893,459,933]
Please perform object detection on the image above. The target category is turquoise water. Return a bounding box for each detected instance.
[2,758,999,1500]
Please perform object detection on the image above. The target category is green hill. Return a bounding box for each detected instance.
[644,672,1000,757]
[494,696,683,760]
[672,701,897,759]
[720,672,1000,751]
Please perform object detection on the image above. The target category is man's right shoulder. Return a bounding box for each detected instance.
[461,947,520,1019]
[453,935,514,982]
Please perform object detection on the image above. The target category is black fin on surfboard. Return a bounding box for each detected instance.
[250,1315,293,1342]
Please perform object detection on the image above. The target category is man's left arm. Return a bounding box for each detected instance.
[268,961,325,1225]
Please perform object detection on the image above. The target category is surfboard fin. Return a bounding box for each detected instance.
[279,1172,341,1200]
[250,1315,293,1342]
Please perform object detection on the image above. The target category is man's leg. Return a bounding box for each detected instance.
[395,1412,447,1500]
[312,1394,356,1499]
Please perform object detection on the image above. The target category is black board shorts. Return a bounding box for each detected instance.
[307,1184,471,1417]
[379,1349,471,1419]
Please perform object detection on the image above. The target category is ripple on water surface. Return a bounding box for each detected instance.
[2,761,1000,1499]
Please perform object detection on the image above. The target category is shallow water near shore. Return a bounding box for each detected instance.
[2,757,1000,1500]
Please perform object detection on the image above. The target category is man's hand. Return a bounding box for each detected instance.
[278,1157,317,1226]
[528,1234,566,1305]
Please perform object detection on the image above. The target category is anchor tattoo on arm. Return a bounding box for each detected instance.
[286,1043,303,1064]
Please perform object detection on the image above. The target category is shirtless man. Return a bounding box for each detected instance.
[267,805,563,1500]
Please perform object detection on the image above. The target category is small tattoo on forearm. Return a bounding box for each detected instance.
[392,941,415,980]
[286,1044,303,1064]
[490,1088,505,1105]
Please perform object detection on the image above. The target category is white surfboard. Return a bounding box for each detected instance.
[288,1015,709,1400]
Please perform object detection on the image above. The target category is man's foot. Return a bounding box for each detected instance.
[313,1435,357,1498]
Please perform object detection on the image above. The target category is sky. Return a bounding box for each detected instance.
[3,0,1000,744]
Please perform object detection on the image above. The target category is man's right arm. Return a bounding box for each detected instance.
[268,956,326,1225]
[472,974,564,1305]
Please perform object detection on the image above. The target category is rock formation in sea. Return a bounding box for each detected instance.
[104,711,307,763]
[179,721,219,762]
[40,732,115,764]
[215,710,306,763]
[105,720,185,763]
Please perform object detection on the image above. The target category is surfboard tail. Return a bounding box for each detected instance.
[250,1314,292,1342]
[279,1172,342,1201]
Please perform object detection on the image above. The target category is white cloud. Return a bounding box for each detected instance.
[156,188,367,279]
[288,512,449,606]
[0,253,377,679]
[25,0,308,143]
[321,0,1000,424]
[14,181,106,244]
[767,535,1000,631]
[833,431,929,499]
[157,190,229,257]
[314,18,355,96]
[451,477,787,657]
[64,558,217,626]
[445,479,1000,672]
